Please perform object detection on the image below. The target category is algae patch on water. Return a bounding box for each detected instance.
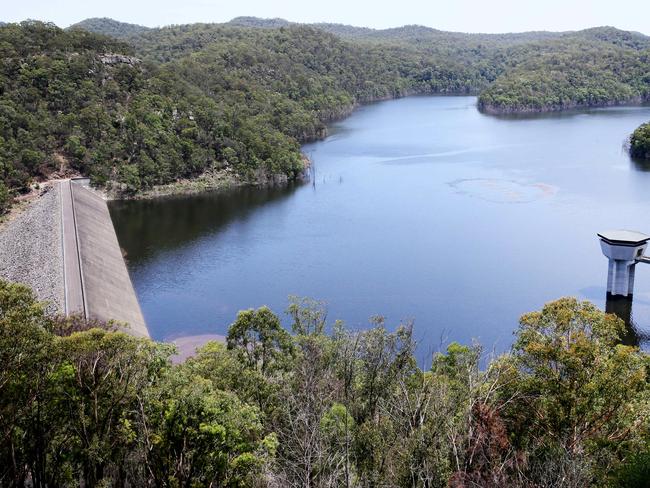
[449,178,557,203]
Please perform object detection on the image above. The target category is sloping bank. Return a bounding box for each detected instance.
[477,64,650,115]
[0,184,64,315]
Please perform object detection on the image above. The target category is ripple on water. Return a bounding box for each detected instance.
[449,178,557,203]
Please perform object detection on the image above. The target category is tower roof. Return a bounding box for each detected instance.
[597,229,650,246]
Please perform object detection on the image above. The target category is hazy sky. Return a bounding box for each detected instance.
[4,0,650,35]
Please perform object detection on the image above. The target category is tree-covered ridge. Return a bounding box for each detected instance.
[0,20,498,208]
[3,22,390,201]
[630,122,650,159]
[1,280,650,486]
[0,21,227,197]
[68,17,151,39]
[478,40,650,113]
[1,19,649,211]
[78,17,650,115]
[227,17,650,50]
[0,22,149,194]
[127,22,500,102]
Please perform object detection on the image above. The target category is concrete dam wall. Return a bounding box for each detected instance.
[61,179,148,337]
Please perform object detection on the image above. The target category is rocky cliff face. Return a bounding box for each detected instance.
[99,53,140,66]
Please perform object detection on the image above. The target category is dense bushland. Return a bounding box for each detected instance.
[630,122,650,159]
[1,19,649,214]
[1,280,649,487]
[478,40,650,113]
[0,22,313,200]
[0,20,493,209]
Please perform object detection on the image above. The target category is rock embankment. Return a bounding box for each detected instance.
[0,185,63,314]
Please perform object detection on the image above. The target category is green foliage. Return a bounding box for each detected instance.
[226,306,295,376]
[0,180,11,214]
[51,328,169,485]
[68,17,150,40]
[478,41,650,113]
[226,306,295,414]
[141,371,269,487]
[0,280,267,486]
[2,286,650,486]
[630,122,650,159]
[0,19,648,212]
[500,297,650,484]
[0,281,56,486]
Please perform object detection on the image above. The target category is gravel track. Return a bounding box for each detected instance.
[0,184,63,314]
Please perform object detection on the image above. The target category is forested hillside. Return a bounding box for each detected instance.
[1,18,649,213]
[2,21,428,204]
[310,24,650,116]
[77,17,650,115]
[0,22,157,204]
[69,17,150,39]
[113,20,501,95]
[0,20,495,210]
[478,39,650,113]
[266,23,649,114]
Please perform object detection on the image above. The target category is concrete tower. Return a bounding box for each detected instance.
[598,230,650,297]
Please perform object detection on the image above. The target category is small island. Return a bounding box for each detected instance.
[630,122,650,159]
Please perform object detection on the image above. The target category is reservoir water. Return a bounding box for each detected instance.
[110,96,650,351]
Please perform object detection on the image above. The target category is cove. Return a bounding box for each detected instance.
[110,96,650,351]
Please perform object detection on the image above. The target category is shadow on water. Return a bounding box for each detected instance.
[630,156,650,173]
[109,182,302,265]
[605,295,650,346]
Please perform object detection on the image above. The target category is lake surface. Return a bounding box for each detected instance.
[110,96,650,352]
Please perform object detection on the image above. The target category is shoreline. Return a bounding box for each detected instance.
[103,154,313,202]
[76,96,650,204]
[478,96,650,116]
[97,90,450,203]
[4,93,646,212]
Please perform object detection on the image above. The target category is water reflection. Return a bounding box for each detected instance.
[605,295,650,346]
[109,183,301,264]
[630,156,650,173]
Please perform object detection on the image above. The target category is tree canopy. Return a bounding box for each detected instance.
[0,19,648,214]
[1,279,650,486]
[630,122,650,160]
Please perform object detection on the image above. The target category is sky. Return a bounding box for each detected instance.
[4,0,650,35]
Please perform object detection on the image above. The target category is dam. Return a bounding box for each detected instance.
[61,178,148,337]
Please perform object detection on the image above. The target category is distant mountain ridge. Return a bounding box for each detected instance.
[229,16,560,45]
[68,17,150,39]
[70,16,650,50]
[227,16,650,50]
[65,16,650,116]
